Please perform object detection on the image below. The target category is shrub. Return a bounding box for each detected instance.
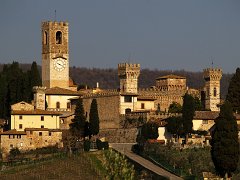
[84,140,91,151]
[102,141,109,150]
[131,144,143,155]
[96,139,109,150]
[96,139,103,150]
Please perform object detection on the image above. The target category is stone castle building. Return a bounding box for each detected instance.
[0,20,224,155]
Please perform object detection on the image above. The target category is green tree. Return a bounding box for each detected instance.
[166,116,183,139]
[168,102,182,113]
[182,93,195,141]
[89,99,100,138]
[226,68,240,113]
[69,98,86,139]
[211,101,239,178]
[194,97,203,111]
[139,122,159,142]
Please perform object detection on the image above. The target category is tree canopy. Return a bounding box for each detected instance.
[211,101,239,178]
[226,68,240,113]
[69,98,86,139]
[0,61,41,119]
[166,116,183,137]
[168,102,182,113]
[138,122,159,143]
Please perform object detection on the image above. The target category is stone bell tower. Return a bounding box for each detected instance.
[203,68,222,111]
[41,21,69,89]
[118,63,140,94]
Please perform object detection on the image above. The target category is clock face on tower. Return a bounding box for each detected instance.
[53,57,66,71]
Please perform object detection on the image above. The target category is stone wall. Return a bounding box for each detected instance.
[98,128,138,143]
[82,95,120,129]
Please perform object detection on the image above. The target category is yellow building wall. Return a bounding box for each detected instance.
[46,95,78,110]
[11,114,60,130]
[136,100,155,111]
[120,96,138,114]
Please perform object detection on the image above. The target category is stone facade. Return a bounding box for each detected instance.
[118,63,140,94]
[155,74,186,91]
[203,68,222,111]
[82,94,121,129]
[33,86,46,110]
[42,21,69,89]
[0,129,62,159]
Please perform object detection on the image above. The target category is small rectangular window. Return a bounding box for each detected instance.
[19,115,22,120]
[30,131,33,135]
[17,135,21,139]
[41,125,44,128]
[19,124,23,129]
[49,132,52,136]
[124,96,132,102]
[39,132,42,136]
[41,116,44,121]
[141,103,145,109]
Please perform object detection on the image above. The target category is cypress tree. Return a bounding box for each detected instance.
[182,93,195,140]
[89,99,100,137]
[69,98,86,139]
[211,101,239,178]
[226,68,240,113]
[30,61,41,87]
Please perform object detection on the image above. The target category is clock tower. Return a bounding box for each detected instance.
[41,21,69,89]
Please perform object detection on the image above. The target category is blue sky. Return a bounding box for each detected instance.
[0,0,240,73]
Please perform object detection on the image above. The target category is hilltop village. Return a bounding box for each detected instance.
[0,21,238,160]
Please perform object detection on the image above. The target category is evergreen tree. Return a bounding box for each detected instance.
[211,101,239,178]
[89,99,100,137]
[30,61,41,87]
[140,122,159,141]
[168,102,182,113]
[226,68,240,113]
[166,116,183,139]
[182,93,195,138]
[69,98,86,139]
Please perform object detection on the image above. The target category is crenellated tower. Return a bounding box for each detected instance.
[203,68,222,111]
[118,63,140,94]
[33,86,46,110]
[41,21,69,89]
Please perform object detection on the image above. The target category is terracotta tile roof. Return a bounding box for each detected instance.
[0,129,26,135]
[156,74,186,80]
[12,109,62,115]
[60,112,74,118]
[25,128,62,132]
[45,87,83,95]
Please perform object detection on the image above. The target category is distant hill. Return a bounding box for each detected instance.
[0,64,233,98]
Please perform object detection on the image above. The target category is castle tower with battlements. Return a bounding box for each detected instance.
[41,21,69,89]
[118,63,140,94]
[203,68,222,111]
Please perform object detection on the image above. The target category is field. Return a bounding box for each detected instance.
[0,153,103,180]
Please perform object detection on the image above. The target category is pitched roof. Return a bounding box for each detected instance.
[0,129,26,135]
[156,74,186,80]
[45,87,83,95]
[12,109,62,115]
[25,128,62,132]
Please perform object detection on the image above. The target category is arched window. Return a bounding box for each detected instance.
[56,102,60,109]
[56,31,62,44]
[44,31,48,45]
[214,87,217,97]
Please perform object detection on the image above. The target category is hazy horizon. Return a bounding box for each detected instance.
[1,0,240,73]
